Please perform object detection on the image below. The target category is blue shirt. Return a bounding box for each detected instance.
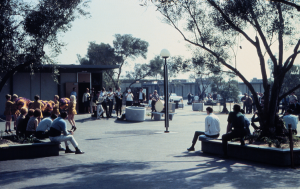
[50,117,69,136]
[70,91,77,98]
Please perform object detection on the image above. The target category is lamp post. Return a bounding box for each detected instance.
[160,49,170,133]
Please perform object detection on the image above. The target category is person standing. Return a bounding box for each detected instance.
[241,93,247,110]
[11,94,20,131]
[245,95,253,114]
[82,88,90,114]
[90,88,97,113]
[48,112,84,154]
[187,107,220,151]
[281,95,289,114]
[70,87,77,99]
[52,95,60,116]
[106,88,114,118]
[125,88,134,107]
[115,87,123,117]
[100,87,108,118]
[151,90,159,119]
[68,95,77,131]
[95,91,104,119]
[221,104,247,159]
[137,88,146,106]
[4,94,14,134]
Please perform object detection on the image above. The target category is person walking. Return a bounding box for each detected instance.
[68,95,77,131]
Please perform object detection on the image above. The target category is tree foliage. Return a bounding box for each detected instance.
[149,0,300,136]
[0,0,90,92]
[78,34,149,88]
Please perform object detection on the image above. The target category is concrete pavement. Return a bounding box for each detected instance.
[1,102,300,189]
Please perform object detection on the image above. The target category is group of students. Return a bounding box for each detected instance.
[4,94,77,135]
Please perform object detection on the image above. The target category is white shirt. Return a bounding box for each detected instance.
[139,92,143,100]
[82,92,90,102]
[107,91,114,100]
[194,96,199,101]
[126,93,133,101]
[205,113,220,135]
[36,117,53,131]
[283,114,298,130]
[100,91,107,98]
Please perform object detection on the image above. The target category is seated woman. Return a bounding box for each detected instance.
[16,107,29,137]
[32,95,44,124]
[26,109,41,138]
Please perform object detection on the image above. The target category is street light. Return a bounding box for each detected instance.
[160,49,170,133]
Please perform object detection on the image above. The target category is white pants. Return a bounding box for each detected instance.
[50,135,78,148]
[97,104,104,118]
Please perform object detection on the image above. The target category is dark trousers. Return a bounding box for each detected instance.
[35,131,49,139]
[25,131,36,138]
[108,99,113,117]
[222,130,246,156]
[102,101,108,117]
[126,101,132,107]
[246,104,252,114]
[115,100,122,116]
[192,131,219,145]
[252,103,256,113]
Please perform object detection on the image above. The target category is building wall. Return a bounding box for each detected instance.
[60,73,77,98]
[41,73,58,100]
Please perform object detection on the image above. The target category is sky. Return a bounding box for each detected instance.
[49,0,300,82]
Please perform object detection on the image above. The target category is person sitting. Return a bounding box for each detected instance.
[48,111,84,154]
[16,107,29,137]
[35,114,58,139]
[282,109,298,135]
[26,109,41,138]
[221,104,247,159]
[187,107,220,151]
[240,109,251,136]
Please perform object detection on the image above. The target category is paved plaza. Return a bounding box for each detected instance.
[1,102,300,189]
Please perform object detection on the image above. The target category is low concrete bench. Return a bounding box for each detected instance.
[0,141,60,161]
[151,112,176,121]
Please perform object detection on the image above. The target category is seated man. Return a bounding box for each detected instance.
[187,107,220,151]
[221,104,247,158]
[283,109,298,135]
[48,112,84,154]
[16,107,29,137]
[35,114,57,139]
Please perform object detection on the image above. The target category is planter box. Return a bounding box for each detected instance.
[192,103,204,111]
[200,138,300,166]
[0,137,60,161]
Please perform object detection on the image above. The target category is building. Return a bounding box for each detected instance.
[0,64,119,115]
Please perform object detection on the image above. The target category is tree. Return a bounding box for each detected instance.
[149,0,300,137]
[125,63,151,87]
[0,0,90,92]
[211,74,240,113]
[78,34,149,88]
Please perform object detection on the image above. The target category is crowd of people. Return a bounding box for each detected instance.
[4,93,84,154]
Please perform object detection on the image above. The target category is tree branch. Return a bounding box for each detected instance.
[271,0,300,11]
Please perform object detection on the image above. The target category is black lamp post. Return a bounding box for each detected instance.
[160,49,170,133]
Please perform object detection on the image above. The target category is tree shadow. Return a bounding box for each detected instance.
[1,158,300,189]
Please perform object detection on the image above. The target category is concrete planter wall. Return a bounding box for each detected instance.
[0,141,60,161]
[200,139,300,166]
[192,103,204,111]
[126,107,146,122]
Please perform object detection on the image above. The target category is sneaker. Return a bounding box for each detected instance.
[75,149,84,154]
[65,148,75,153]
[187,147,195,151]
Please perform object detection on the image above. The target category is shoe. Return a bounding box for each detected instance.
[187,147,195,151]
[4,130,9,134]
[75,148,84,154]
[59,147,66,151]
[8,129,12,133]
[65,148,75,153]
[71,126,77,132]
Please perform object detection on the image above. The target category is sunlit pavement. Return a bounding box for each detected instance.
[0,101,300,189]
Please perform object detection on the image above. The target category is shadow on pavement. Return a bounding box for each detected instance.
[1,159,299,189]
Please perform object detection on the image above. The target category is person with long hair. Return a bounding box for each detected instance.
[26,109,41,138]
[32,95,44,124]
[4,94,14,134]
[68,95,77,131]
[52,95,60,116]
